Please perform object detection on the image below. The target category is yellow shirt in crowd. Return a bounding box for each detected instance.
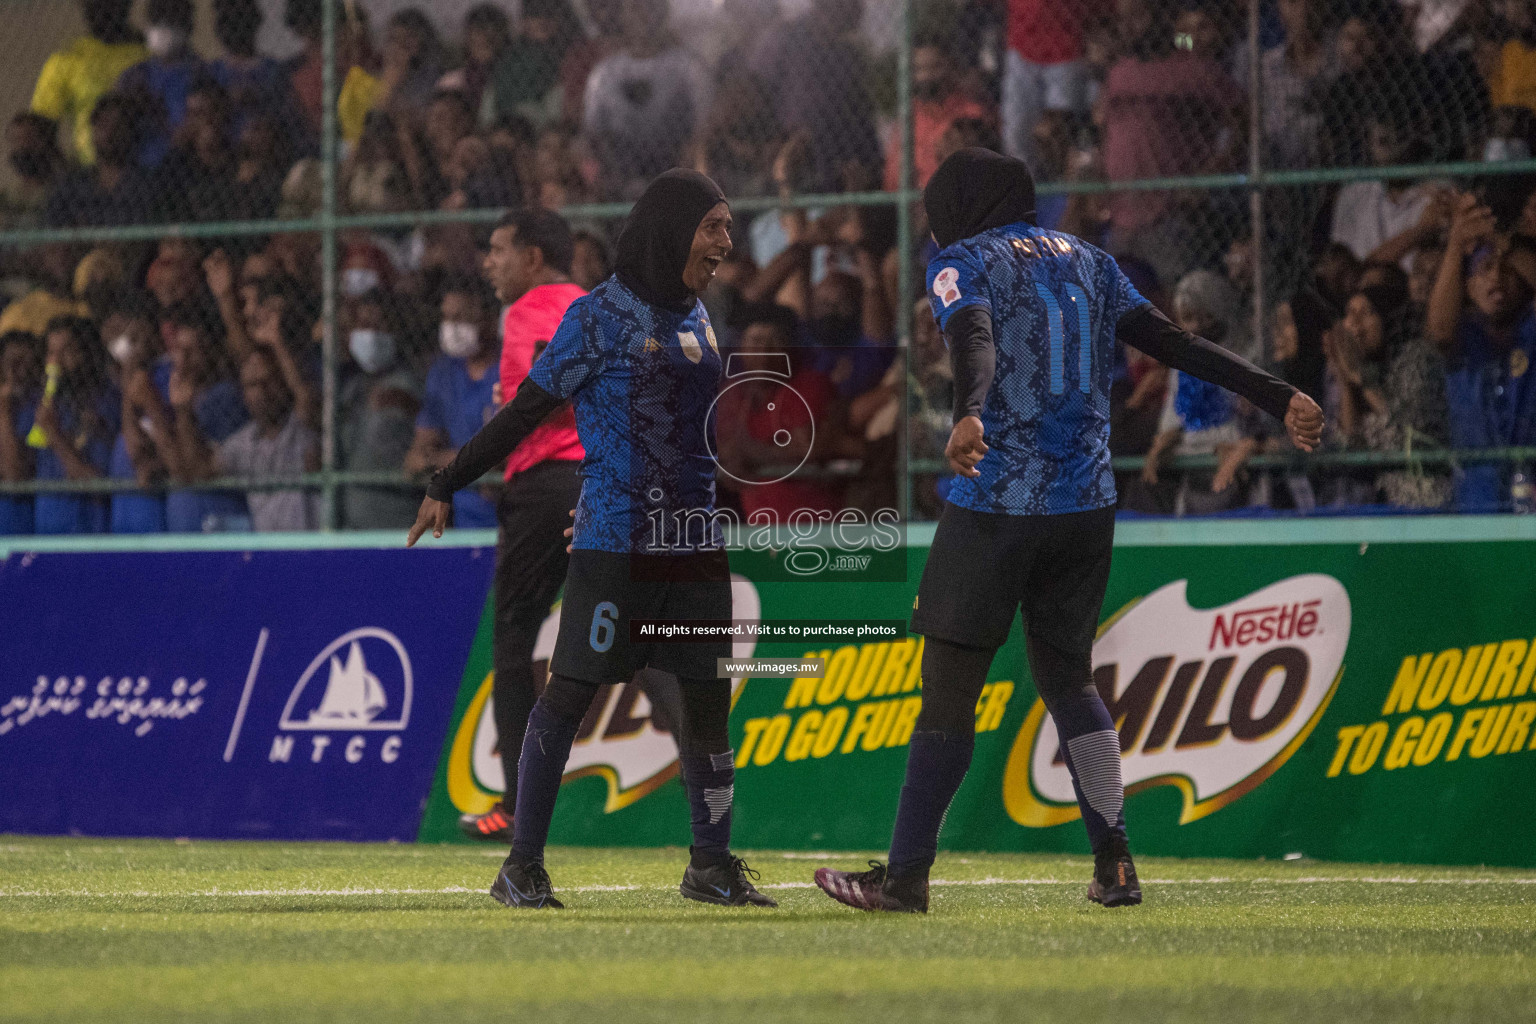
[0,290,87,338]
[30,35,149,164]
[339,65,383,145]
[1491,41,1536,114]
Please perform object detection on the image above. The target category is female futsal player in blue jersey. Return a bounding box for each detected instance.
[814,149,1324,913]
[410,170,775,910]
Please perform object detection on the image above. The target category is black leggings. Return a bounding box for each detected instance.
[916,634,1095,737]
[538,673,731,754]
[492,461,582,794]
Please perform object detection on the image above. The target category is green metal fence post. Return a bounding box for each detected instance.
[896,0,914,525]
[1247,0,1265,373]
[319,0,340,531]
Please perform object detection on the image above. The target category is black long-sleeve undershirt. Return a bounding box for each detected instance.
[425,378,565,502]
[1115,305,1297,421]
[940,303,1299,425]
[945,306,995,423]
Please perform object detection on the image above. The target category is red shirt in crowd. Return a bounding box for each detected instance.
[884,93,991,190]
[1101,52,1238,231]
[1007,0,1100,65]
[499,282,587,478]
[719,367,844,518]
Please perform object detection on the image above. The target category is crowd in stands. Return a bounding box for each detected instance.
[1,0,1535,532]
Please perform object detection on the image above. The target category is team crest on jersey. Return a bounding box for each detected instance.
[445,577,762,814]
[933,267,961,307]
[1003,575,1351,826]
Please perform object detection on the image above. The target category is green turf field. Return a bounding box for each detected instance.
[1,837,1532,1023]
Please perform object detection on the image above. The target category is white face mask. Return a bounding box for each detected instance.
[144,25,187,58]
[348,329,396,374]
[107,334,136,366]
[342,267,382,297]
[1484,138,1533,162]
[440,321,480,359]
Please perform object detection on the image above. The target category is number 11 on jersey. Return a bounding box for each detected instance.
[1033,282,1091,396]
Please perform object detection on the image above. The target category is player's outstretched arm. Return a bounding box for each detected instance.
[405,378,563,546]
[1117,305,1324,451]
[944,306,996,477]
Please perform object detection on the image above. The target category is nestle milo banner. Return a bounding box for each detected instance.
[419,528,1536,867]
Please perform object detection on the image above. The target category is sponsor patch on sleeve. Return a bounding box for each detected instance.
[933,267,961,308]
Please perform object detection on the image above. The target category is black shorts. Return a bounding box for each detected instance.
[551,548,733,683]
[911,502,1116,654]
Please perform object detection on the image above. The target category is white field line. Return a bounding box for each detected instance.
[2,876,1534,898]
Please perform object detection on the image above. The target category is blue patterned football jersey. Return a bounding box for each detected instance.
[529,276,723,553]
[926,222,1149,516]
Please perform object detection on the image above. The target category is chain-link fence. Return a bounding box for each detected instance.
[0,0,1534,536]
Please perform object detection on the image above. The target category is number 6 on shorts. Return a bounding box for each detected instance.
[589,601,618,652]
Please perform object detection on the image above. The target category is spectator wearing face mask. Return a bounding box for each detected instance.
[339,290,420,530]
[1428,194,1536,511]
[404,276,502,528]
[0,330,44,535]
[338,242,396,303]
[116,0,211,169]
[30,0,145,165]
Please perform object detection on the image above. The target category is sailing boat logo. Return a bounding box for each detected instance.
[278,627,413,732]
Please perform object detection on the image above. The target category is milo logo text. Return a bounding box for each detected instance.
[1004,575,1351,827]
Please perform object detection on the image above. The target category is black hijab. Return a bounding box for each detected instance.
[615,169,727,312]
[923,148,1036,250]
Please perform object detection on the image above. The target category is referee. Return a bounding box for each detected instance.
[455,209,587,843]
[409,170,775,910]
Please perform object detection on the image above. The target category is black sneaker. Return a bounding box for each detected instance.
[490,852,564,909]
[680,855,778,907]
[1087,836,1142,908]
[814,861,928,913]
[458,802,514,843]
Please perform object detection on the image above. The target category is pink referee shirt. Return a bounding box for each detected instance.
[499,281,587,478]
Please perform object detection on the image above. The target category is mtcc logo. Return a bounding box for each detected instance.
[269,627,413,765]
